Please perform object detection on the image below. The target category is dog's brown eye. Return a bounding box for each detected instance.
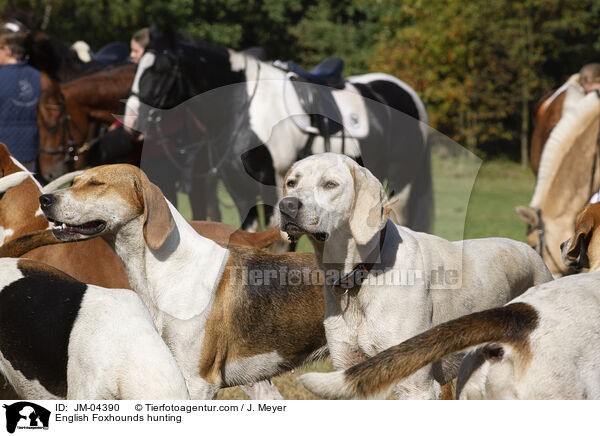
[286,180,296,188]
[323,181,338,189]
[88,180,104,186]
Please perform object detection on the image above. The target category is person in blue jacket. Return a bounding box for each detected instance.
[0,22,42,171]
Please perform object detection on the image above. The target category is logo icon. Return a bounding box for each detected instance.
[3,402,50,433]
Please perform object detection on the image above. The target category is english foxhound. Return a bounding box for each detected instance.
[39,164,327,399]
[0,234,189,399]
[297,271,600,399]
[561,202,600,272]
[278,153,553,399]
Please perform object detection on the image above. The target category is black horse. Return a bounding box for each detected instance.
[125,25,432,231]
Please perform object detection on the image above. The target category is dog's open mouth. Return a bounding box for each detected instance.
[282,222,328,242]
[48,218,106,239]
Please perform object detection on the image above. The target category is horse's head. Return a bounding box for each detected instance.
[516,205,576,277]
[124,25,241,135]
[37,75,86,181]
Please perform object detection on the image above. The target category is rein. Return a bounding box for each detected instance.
[39,96,87,168]
[143,53,262,179]
[527,209,569,276]
[528,99,600,276]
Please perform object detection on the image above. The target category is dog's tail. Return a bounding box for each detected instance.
[298,302,539,399]
[42,170,84,193]
[0,171,33,194]
[238,227,282,249]
[0,230,63,258]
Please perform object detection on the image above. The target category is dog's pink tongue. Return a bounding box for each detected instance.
[65,221,105,235]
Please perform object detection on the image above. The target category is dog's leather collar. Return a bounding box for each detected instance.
[330,227,387,296]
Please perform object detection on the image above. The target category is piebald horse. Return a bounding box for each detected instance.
[124,27,432,229]
[517,90,600,276]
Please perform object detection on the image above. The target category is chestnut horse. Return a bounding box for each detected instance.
[530,74,582,174]
[517,91,600,277]
[37,63,136,181]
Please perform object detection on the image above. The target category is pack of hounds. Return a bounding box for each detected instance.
[0,142,599,400]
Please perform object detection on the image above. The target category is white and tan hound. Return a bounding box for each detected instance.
[39,164,327,399]
[0,232,189,399]
[278,153,552,399]
[561,202,600,272]
[298,271,600,399]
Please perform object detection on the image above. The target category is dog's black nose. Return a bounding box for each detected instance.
[279,197,302,217]
[39,194,56,210]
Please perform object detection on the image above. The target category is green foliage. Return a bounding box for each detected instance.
[372,0,600,159]
[3,0,600,160]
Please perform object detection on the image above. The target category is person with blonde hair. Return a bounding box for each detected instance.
[130,27,149,64]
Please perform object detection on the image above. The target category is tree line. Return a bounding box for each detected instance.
[3,0,599,164]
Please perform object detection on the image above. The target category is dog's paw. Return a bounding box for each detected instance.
[297,371,353,399]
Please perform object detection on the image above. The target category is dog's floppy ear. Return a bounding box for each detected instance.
[563,209,594,267]
[135,171,174,250]
[349,165,388,245]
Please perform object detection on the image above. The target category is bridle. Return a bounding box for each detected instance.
[526,208,570,276]
[528,105,600,276]
[132,49,261,178]
[39,93,87,169]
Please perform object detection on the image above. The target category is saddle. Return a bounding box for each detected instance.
[275,57,369,155]
[286,57,345,89]
[92,42,131,65]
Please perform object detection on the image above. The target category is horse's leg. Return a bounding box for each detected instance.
[203,175,221,222]
[189,175,222,222]
[220,166,263,231]
[142,155,178,206]
[188,149,209,221]
[189,178,208,222]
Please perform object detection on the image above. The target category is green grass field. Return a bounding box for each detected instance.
[434,155,535,242]
[176,153,536,399]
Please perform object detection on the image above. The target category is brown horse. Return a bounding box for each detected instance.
[529,75,581,174]
[37,63,136,181]
[517,90,600,277]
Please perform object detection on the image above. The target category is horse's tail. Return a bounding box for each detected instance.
[298,302,538,399]
[0,230,63,258]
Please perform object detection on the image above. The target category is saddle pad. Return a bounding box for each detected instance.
[283,72,369,139]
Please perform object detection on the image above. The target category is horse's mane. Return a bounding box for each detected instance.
[561,75,585,117]
[531,90,600,208]
[176,32,229,58]
[146,29,230,63]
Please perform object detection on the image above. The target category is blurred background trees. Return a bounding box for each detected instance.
[3,0,600,164]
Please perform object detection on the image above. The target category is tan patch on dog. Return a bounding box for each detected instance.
[440,379,456,400]
[189,221,281,249]
[66,165,141,208]
[343,303,539,398]
[568,203,600,270]
[199,246,326,387]
[17,258,79,282]
[0,143,48,241]
[0,230,62,258]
